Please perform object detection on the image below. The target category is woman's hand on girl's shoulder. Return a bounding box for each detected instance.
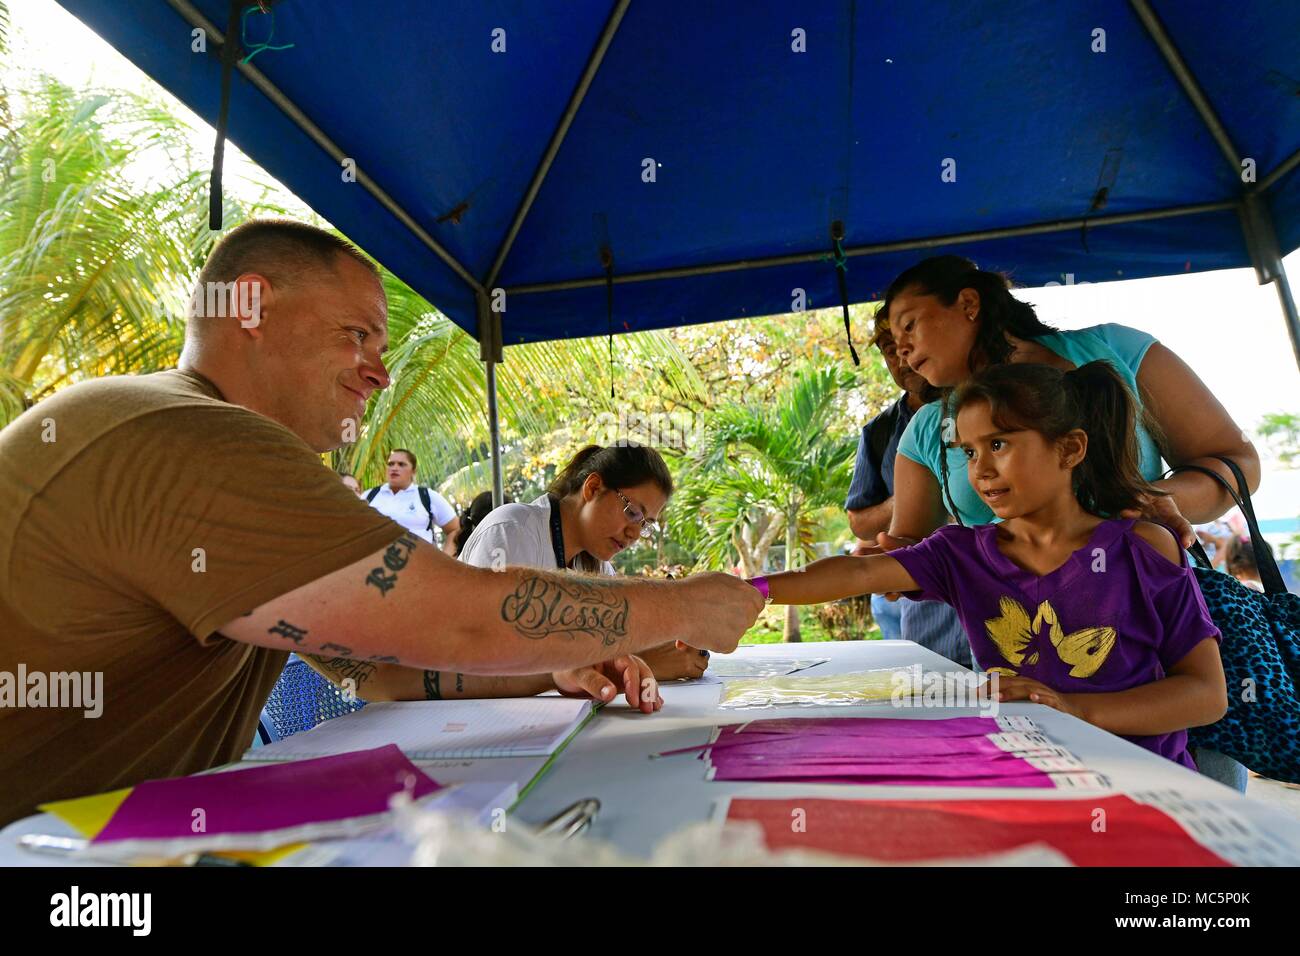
[1119,493,1195,550]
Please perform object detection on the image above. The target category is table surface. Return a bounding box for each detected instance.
[6,640,1300,865]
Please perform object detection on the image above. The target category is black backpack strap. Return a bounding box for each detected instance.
[1165,459,1286,595]
[365,487,381,503]
[417,486,435,531]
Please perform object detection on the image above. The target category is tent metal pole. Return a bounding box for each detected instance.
[1260,145,1300,194]
[1239,195,1300,371]
[484,360,505,508]
[483,0,630,291]
[1272,267,1300,374]
[477,292,505,507]
[1128,0,1243,177]
[505,199,1237,295]
[164,0,484,295]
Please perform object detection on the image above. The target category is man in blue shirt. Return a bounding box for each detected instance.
[845,314,970,667]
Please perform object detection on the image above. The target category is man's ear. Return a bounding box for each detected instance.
[581,472,603,502]
[232,273,273,336]
[1059,429,1088,470]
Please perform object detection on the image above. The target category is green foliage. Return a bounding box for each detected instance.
[1258,411,1300,468]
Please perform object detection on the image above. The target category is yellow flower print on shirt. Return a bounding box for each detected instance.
[984,596,1116,679]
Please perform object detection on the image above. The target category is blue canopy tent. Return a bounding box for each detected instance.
[55,0,1300,502]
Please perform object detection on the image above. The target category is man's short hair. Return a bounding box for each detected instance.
[190,219,378,319]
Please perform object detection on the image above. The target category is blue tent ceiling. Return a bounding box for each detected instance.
[55,1,1300,349]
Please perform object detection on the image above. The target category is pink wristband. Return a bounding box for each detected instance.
[749,576,771,602]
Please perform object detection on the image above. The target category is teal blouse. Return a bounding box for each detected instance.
[896,323,1162,526]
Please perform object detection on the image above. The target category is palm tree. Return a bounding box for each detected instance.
[0,76,222,421]
[671,364,859,641]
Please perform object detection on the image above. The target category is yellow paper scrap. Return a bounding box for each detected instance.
[40,789,307,866]
[719,666,922,708]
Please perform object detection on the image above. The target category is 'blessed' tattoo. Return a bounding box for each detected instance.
[500,575,629,646]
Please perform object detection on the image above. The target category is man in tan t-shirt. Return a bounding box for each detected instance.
[0,220,762,825]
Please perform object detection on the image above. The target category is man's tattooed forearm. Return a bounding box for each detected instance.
[423,670,441,700]
[365,533,420,596]
[500,575,629,646]
[307,655,377,687]
[268,619,308,644]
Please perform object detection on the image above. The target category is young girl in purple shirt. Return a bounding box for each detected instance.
[755,360,1227,769]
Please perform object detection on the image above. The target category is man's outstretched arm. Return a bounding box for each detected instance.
[217,533,760,676]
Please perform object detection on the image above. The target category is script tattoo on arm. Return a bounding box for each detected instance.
[500,574,629,647]
[423,670,441,700]
[364,533,420,597]
[306,655,378,690]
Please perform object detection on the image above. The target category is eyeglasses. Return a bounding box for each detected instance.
[612,489,660,540]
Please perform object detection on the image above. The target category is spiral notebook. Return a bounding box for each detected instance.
[245,698,595,761]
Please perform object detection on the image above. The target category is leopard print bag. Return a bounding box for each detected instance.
[1173,458,1300,784]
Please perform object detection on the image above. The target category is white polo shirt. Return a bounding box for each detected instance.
[366,483,456,543]
[458,494,615,574]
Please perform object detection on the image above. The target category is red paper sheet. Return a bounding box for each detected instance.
[727,795,1230,866]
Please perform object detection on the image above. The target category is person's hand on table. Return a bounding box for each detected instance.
[1118,493,1195,549]
[640,640,710,680]
[993,675,1084,720]
[675,572,764,653]
[553,655,662,714]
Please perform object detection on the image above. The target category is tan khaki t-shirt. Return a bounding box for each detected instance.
[0,369,403,824]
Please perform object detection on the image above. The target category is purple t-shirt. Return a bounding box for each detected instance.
[891,519,1221,769]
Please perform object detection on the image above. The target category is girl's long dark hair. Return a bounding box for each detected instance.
[548,443,674,499]
[453,490,510,557]
[950,360,1165,518]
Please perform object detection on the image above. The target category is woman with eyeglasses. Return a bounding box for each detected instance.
[458,443,710,681]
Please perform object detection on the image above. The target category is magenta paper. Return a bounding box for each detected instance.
[704,717,1056,788]
[93,745,441,843]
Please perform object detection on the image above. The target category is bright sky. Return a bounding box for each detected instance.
[13,0,1300,526]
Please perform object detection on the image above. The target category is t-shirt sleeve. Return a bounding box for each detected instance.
[1092,323,1157,375]
[887,527,962,605]
[427,489,457,527]
[1151,559,1223,671]
[457,519,519,570]
[896,401,938,469]
[73,405,405,643]
[845,421,888,510]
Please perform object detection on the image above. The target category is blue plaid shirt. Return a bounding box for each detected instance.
[845,394,916,511]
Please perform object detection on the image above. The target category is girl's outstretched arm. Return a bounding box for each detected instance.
[761,554,918,606]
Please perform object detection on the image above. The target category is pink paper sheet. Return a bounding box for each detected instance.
[93,745,441,843]
[704,716,1056,789]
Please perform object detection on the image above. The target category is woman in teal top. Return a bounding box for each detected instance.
[875,255,1260,791]
[880,255,1259,545]
[899,322,1164,525]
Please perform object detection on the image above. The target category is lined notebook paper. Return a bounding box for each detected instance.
[245,698,594,761]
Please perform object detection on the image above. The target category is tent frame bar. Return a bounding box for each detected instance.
[1260,144,1300,194]
[483,0,630,291]
[164,0,484,296]
[1130,0,1300,370]
[1128,0,1243,177]
[504,199,1237,295]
